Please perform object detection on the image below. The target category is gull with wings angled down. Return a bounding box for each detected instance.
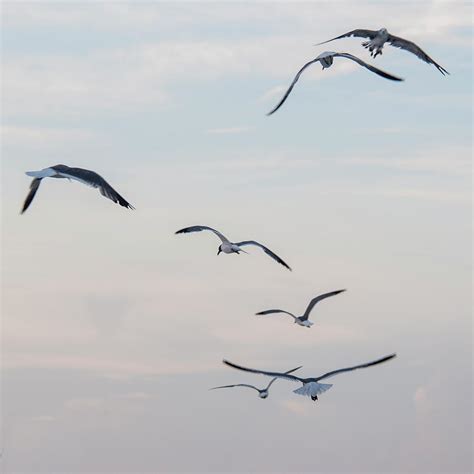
[316,28,449,75]
[21,164,134,213]
[175,225,291,270]
[210,366,301,399]
[256,289,346,328]
[267,51,403,115]
[223,354,396,401]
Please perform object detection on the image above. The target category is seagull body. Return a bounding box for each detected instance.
[175,225,291,270]
[210,366,302,399]
[21,164,134,213]
[267,51,403,115]
[256,289,346,328]
[223,354,396,401]
[317,28,449,75]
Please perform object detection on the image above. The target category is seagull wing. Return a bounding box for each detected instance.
[301,289,346,321]
[255,309,297,320]
[315,353,396,381]
[334,53,404,81]
[210,383,260,392]
[235,241,291,270]
[265,366,303,390]
[21,178,42,214]
[315,29,379,46]
[174,225,229,243]
[223,360,304,383]
[387,34,449,75]
[55,167,135,209]
[267,58,321,115]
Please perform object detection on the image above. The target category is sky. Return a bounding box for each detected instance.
[1,1,472,473]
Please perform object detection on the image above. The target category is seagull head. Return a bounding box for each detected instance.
[217,245,222,256]
[378,27,388,35]
[259,391,268,399]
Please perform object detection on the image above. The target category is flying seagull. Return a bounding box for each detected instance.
[21,164,134,213]
[175,225,291,270]
[210,366,302,399]
[223,354,396,401]
[267,51,403,115]
[316,28,449,75]
[256,289,346,328]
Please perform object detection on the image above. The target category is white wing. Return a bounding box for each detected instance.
[175,225,229,243]
[387,34,449,75]
[301,289,346,321]
[255,309,297,321]
[334,53,404,81]
[235,240,291,270]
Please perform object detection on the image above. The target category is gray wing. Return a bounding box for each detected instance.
[55,167,135,209]
[267,58,321,115]
[21,178,42,214]
[387,34,449,75]
[265,366,302,390]
[235,241,291,270]
[223,360,304,383]
[210,383,259,392]
[315,353,396,381]
[175,225,229,243]
[334,53,404,81]
[255,309,297,320]
[301,289,346,321]
[315,29,379,46]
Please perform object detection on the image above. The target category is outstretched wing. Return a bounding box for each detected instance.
[56,167,135,209]
[315,29,378,46]
[265,366,302,390]
[210,383,259,392]
[235,240,291,270]
[175,225,229,243]
[335,53,404,81]
[301,289,346,321]
[387,34,449,75]
[267,58,321,115]
[315,353,396,381]
[223,360,303,383]
[255,309,297,320]
[21,178,42,214]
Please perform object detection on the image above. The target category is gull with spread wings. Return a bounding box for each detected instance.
[223,354,396,401]
[210,366,302,399]
[256,289,346,328]
[267,51,403,115]
[21,164,134,213]
[316,28,449,75]
[175,225,291,270]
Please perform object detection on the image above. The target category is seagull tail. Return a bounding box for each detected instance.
[293,382,333,398]
[26,168,56,178]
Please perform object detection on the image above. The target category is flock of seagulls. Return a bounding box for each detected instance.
[21,26,447,404]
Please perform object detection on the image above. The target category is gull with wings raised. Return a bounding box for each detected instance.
[316,28,449,75]
[256,289,346,328]
[175,225,291,270]
[21,164,134,213]
[267,51,403,115]
[223,354,396,401]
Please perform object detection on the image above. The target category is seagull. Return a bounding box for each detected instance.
[267,51,403,115]
[210,366,302,399]
[316,28,449,75]
[175,225,291,270]
[21,164,134,213]
[223,354,396,401]
[256,289,346,328]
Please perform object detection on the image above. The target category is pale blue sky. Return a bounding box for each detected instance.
[1,1,472,473]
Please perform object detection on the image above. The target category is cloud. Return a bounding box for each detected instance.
[206,126,252,135]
